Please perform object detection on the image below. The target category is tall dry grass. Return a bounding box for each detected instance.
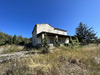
[1,44,24,54]
[0,44,100,75]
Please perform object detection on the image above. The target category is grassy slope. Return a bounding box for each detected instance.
[0,44,100,75]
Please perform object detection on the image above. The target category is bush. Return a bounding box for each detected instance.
[42,33,49,53]
[54,37,60,47]
[69,37,79,48]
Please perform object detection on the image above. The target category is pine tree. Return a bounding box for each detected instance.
[13,35,17,44]
[54,37,60,47]
[42,33,49,53]
[75,22,97,44]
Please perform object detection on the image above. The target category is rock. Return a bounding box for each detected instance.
[94,57,100,64]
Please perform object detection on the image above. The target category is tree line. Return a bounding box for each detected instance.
[0,31,32,46]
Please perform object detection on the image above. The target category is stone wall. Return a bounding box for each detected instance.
[32,26,37,46]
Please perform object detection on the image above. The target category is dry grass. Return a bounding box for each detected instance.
[1,44,24,54]
[0,44,100,75]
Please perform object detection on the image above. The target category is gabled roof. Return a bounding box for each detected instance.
[32,23,67,34]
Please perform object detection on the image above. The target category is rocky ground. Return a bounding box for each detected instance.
[0,45,30,63]
[0,51,30,63]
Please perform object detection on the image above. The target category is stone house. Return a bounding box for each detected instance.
[32,23,71,47]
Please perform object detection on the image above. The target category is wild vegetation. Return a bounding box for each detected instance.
[1,44,24,54]
[0,44,100,75]
[0,31,32,46]
[69,36,79,48]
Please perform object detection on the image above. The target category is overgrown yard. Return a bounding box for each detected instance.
[0,44,100,75]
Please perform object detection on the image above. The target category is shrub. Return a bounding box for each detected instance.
[69,36,79,48]
[54,37,60,47]
[42,33,49,53]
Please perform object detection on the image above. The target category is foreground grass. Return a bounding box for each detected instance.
[0,44,100,75]
[1,44,24,54]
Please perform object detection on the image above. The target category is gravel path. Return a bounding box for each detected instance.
[0,51,30,63]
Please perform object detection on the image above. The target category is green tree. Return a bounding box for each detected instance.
[8,35,13,44]
[54,36,60,47]
[69,36,74,46]
[0,31,31,45]
[0,31,13,45]
[0,32,5,45]
[75,22,97,44]
[23,38,29,44]
[17,35,23,44]
[42,33,49,53]
[69,36,79,48]
[29,37,32,42]
[13,35,17,44]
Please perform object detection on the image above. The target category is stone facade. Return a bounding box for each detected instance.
[32,23,69,47]
[37,24,67,35]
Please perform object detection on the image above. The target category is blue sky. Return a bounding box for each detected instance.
[0,0,100,38]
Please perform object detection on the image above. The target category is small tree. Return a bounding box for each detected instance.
[42,33,49,53]
[17,35,23,44]
[75,37,79,46]
[13,35,17,44]
[54,36,60,47]
[69,36,79,48]
[69,36,74,47]
[8,36,13,44]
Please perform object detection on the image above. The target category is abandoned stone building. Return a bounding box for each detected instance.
[32,23,72,47]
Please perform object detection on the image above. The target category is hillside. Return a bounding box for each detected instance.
[0,44,100,75]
